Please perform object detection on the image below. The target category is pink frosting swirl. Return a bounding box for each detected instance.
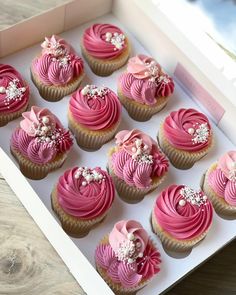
[69,85,121,130]
[83,23,127,59]
[32,35,84,86]
[27,140,57,164]
[0,64,29,114]
[163,108,212,152]
[154,184,213,240]
[119,55,174,105]
[56,167,114,219]
[11,128,33,157]
[111,130,169,188]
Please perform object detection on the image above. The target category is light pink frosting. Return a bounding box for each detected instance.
[56,167,114,219]
[32,35,84,86]
[83,23,127,59]
[208,151,236,206]
[69,85,121,130]
[95,220,161,288]
[163,108,212,152]
[0,64,29,114]
[111,130,169,188]
[11,106,73,164]
[154,184,213,240]
[119,55,174,105]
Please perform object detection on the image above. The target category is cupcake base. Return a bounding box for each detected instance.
[0,103,29,127]
[31,67,85,102]
[158,123,213,170]
[51,187,107,238]
[118,88,168,122]
[201,163,236,218]
[68,111,120,151]
[11,147,67,180]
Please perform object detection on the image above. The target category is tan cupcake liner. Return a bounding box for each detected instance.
[31,67,85,102]
[68,111,121,151]
[0,103,29,127]
[201,163,236,217]
[118,87,168,122]
[11,147,67,180]
[107,148,166,204]
[96,235,152,295]
[151,210,208,252]
[51,187,108,238]
[158,123,214,170]
[81,41,131,76]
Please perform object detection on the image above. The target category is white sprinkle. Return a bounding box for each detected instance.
[82,181,87,186]
[179,199,186,206]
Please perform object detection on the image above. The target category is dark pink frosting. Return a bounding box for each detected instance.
[163,108,212,152]
[111,130,169,188]
[69,85,121,130]
[154,184,213,240]
[95,220,161,288]
[208,151,236,206]
[0,64,29,114]
[32,35,84,86]
[119,55,174,105]
[57,166,114,219]
[83,23,127,59]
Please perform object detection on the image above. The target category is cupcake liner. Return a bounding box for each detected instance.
[51,188,107,238]
[81,41,131,77]
[11,147,67,180]
[118,87,168,122]
[202,163,236,217]
[107,148,166,204]
[96,235,152,295]
[0,103,29,127]
[31,67,85,102]
[68,111,121,151]
[151,210,208,252]
[158,123,214,170]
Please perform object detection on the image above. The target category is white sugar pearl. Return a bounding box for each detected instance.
[85,175,93,182]
[21,87,26,92]
[41,126,48,132]
[42,116,49,124]
[105,32,112,39]
[127,233,135,241]
[136,139,142,147]
[114,32,118,36]
[74,173,80,179]
[143,145,148,151]
[132,147,137,153]
[45,137,50,142]
[188,128,195,135]
[231,162,236,169]
[82,181,87,186]
[132,154,137,159]
[138,252,143,258]
[128,258,134,264]
[81,87,89,95]
[203,195,207,201]
[0,86,6,93]
[179,199,186,206]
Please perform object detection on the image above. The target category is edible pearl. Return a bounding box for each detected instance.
[82,181,87,186]
[41,126,48,132]
[188,128,195,135]
[81,87,88,95]
[127,233,135,241]
[179,199,186,206]
[143,145,148,151]
[138,252,143,258]
[0,86,6,93]
[74,173,80,179]
[42,116,49,124]
[203,195,207,201]
[21,87,26,92]
[132,147,137,153]
[105,32,112,39]
[231,162,236,169]
[128,258,134,264]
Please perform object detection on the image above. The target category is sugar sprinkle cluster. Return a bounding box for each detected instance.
[187,122,210,144]
[179,186,208,207]
[143,60,160,82]
[105,32,125,50]
[81,85,110,99]
[0,79,26,108]
[74,167,105,186]
[131,139,153,165]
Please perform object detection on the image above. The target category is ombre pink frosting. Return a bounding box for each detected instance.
[32,35,84,86]
[0,64,29,114]
[154,185,213,240]
[83,23,127,59]
[208,151,236,206]
[69,85,121,130]
[11,106,73,164]
[56,167,114,219]
[111,130,169,188]
[119,55,174,105]
[95,220,161,288]
[163,108,212,152]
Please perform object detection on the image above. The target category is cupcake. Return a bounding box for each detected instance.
[10,106,73,180]
[108,129,169,203]
[95,220,161,295]
[158,108,213,169]
[202,151,236,217]
[152,184,213,252]
[0,64,30,127]
[81,23,130,76]
[118,54,174,121]
[68,84,122,150]
[31,35,84,101]
[51,166,115,238]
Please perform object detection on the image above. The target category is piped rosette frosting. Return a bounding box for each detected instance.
[119,54,174,105]
[56,166,114,219]
[162,108,212,152]
[32,35,84,86]
[154,184,213,240]
[11,106,73,164]
[0,64,29,114]
[208,151,236,206]
[111,129,169,189]
[95,220,161,289]
[69,84,121,130]
[83,23,127,59]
